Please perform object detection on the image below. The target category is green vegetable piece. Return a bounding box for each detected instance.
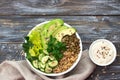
[43,19,64,37]
[53,19,64,26]
[44,21,56,32]
[22,36,34,61]
[47,19,64,35]
[29,30,41,46]
[32,60,38,68]
[29,48,36,56]
[45,65,52,73]
[40,68,45,72]
[45,19,63,29]
[48,60,58,68]
[52,26,67,36]
[40,24,49,49]
[39,62,46,69]
[43,50,49,55]
[34,24,44,31]
[27,27,43,57]
[38,54,45,61]
[47,35,66,61]
[41,56,49,64]
[49,55,55,60]
[55,28,76,41]
[40,33,48,49]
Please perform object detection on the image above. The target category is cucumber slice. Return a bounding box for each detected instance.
[32,60,38,68]
[40,68,45,72]
[48,60,58,68]
[39,62,46,69]
[49,56,55,61]
[45,65,52,73]
[43,50,49,55]
[41,56,49,64]
[38,54,45,61]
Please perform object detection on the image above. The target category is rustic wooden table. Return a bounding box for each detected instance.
[0,0,120,80]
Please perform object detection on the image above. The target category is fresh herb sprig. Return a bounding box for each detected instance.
[22,36,34,61]
[47,35,66,61]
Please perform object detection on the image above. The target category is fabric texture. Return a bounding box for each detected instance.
[0,50,96,80]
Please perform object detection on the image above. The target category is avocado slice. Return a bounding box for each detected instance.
[40,33,48,49]
[52,26,68,36]
[55,28,76,41]
[40,19,64,49]
[40,24,48,49]
[40,22,55,49]
[51,19,64,26]
[43,19,64,37]
[46,22,56,37]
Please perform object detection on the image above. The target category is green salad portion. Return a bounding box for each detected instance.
[23,19,76,73]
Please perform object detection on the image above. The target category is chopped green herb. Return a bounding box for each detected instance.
[22,36,34,61]
[47,35,66,61]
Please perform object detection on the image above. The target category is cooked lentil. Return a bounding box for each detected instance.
[53,34,80,73]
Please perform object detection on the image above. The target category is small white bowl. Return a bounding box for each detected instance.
[89,39,117,66]
[25,21,82,76]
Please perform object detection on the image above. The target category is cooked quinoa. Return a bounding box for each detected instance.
[53,34,80,73]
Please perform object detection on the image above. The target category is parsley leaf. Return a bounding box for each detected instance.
[47,35,66,61]
[22,36,34,61]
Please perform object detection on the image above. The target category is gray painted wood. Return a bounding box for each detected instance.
[0,0,120,15]
[0,16,120,43]
[0,0,120,80]
[0,43,119,80]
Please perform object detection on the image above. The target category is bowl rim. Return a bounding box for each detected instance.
[25,21,83,76]
[89,39,117,66]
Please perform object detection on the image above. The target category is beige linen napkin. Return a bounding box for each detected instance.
[0,50,96,80]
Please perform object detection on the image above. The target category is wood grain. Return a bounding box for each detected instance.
[0,0,120,80]
[0,15,120,80]
[0,16,120,43]
[0,43,24,62]
[0,43,119,80]
[0,0,120,16]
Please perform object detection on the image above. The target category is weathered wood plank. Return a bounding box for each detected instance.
[0,43,119,80]
[88,60,120,79]
[0,16,120,43]
[0,42,119,63]
[0,0,120,16]
[0,43,24,63]
[86,42,120,80]
[0,0,120,80]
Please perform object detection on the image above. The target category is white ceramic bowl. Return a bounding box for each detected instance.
[89,39,116,66]
[25,21,82,76]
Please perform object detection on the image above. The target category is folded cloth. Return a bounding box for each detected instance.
[0,50,96,80]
